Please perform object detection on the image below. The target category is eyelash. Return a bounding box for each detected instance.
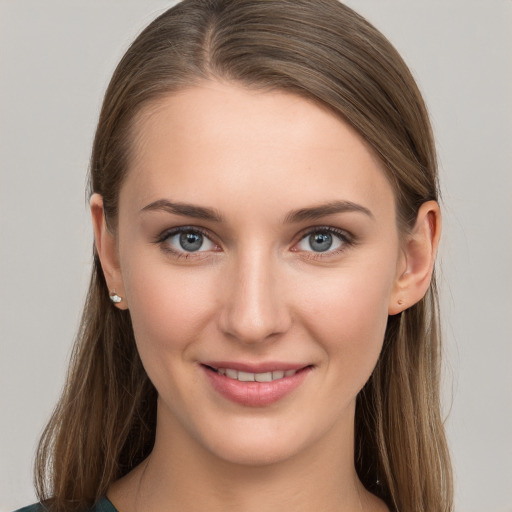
[294,226,354,260]
[155,225,355,261]
[155,226,219,260]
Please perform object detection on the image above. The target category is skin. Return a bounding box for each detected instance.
[91,81,440,512]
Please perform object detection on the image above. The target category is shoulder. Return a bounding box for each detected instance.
[13,498,118,512]
[13,506,45,512]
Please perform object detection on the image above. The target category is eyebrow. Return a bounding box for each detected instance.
[140,199,373,223]
[141,199,224,222]
[283,200,374,223]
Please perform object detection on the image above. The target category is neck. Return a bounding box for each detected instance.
[109,400,384,512]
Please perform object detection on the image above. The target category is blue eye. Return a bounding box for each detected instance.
[163,228,216,253]
[296,229,346,253]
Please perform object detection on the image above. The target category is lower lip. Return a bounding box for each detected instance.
[202,366,311,407]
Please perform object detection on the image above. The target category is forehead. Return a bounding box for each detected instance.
[121,81,395,222]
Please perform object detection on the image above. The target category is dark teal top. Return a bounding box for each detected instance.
[14,497,118,512]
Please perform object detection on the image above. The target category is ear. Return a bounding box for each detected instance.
[388,200,441,315]
[90,193,128,310]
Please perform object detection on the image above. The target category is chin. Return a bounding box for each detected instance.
[193,416,329,468]
[208,437,305,467]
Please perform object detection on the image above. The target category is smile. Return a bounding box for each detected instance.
[214,368,298,382]
[201,363,312,407]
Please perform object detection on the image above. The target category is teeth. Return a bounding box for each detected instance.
[216,368,298,382]
[225,368,238,379]
[238,371,255,382]
[255,372,272,382]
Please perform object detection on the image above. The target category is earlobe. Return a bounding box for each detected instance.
[90,193,128,310]
[388,200,441,315]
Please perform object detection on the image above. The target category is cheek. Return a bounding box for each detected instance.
[295,261,396,386]
[299,261,394,336]
[121,252,218,362]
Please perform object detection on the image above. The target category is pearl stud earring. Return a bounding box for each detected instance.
[109,291,122,304]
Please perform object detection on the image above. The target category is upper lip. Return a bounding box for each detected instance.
[201,361,310,373]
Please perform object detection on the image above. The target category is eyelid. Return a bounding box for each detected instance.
[291,226,355,257]
[155,225,221,257]
[154,224,355,261]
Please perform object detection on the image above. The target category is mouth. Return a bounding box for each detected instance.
[203,365,303,382]
[200,362,313,407]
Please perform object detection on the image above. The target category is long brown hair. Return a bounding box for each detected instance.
[35,1,452,510]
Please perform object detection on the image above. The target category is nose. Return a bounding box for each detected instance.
[218,248,292,344]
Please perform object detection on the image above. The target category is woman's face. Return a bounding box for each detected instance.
[113,82,405,465]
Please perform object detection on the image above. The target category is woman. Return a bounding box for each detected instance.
[18,0,452,511]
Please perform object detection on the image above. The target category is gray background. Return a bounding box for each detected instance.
[1,1,511,511]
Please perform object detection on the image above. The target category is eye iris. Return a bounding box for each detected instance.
[309,232,332,252]
[179,231,203,251]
